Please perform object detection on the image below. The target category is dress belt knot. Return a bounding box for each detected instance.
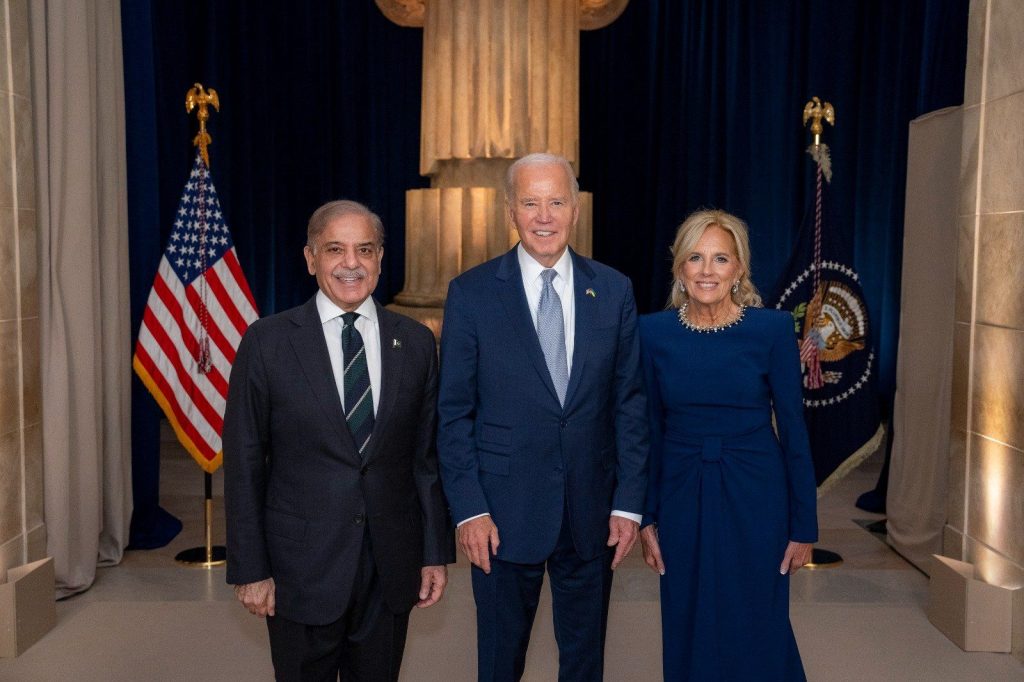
[701,437,722,463]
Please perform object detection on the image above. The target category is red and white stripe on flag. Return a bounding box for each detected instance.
[133,153,258,473]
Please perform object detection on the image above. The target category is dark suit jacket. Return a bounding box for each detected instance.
[225,295,454,626]
[437,247,648,564]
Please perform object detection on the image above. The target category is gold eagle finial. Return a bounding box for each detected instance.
[802,96,835,147]
[185,83,220,167]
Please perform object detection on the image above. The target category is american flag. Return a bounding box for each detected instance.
[133,153,259,473]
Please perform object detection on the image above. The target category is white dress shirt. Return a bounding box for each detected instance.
[315,290,381,415]
[458,247,641,527]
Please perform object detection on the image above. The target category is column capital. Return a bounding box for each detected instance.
[376,0,629,29]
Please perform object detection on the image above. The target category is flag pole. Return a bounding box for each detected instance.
[175,83,227,568]
[175,472,226,567]
[800,96,842,570]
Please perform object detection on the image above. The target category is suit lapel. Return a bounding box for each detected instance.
[365,302,403,462]
[495,248,562,406]
[288,296,360,461]
[564,250,595,408]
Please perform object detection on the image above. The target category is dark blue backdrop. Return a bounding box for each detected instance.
[121,0,968,545]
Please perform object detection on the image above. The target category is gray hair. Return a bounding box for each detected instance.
[306,200,385,250]
[667,208,763,309]
[504,153,580,206]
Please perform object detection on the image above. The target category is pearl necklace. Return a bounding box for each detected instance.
[678,302,746,334]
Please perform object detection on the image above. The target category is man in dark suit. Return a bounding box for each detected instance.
[225,200,454,681]
[437,153,648,680]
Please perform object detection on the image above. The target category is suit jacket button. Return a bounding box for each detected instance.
[559,420,567,428]
[354,513,364,525]
[360,465,369,476]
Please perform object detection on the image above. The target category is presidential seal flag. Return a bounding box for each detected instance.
[770,118,883,492]
[133,152,259,473]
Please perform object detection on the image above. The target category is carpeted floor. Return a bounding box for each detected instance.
[2,426,1022,681]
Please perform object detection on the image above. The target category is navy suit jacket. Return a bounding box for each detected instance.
[224,296,454,625]
[437,247,648,564]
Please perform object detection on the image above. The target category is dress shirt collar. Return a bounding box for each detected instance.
[517,243,572,287]
[314,290,378,326]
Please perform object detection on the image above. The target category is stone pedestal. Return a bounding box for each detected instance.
[377,0,626,333]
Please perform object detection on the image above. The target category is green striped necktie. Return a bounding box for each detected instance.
[341,312,374,456]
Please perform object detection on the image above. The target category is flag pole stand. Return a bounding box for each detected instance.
[175,473,226,568]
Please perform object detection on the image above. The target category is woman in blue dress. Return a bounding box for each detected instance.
[638,209,818,681]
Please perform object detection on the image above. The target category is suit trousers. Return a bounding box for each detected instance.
[472,503,614,682]
[266,530,410,682]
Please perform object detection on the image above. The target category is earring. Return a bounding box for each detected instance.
[677,280,686,294]
[731,281,739,294]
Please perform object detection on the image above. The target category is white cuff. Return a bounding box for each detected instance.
[457,512,491,527]
[611,510,642,524]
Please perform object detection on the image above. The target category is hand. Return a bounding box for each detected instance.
[457,515,500,574]
[607,516,639,569]
[639,524,665,575]
[234,577,276,618]
[417,565,448,608]
[780,541,813,575]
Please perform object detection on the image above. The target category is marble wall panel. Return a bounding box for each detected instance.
[0,427,21,545]
[23,419,40,528]
[7,0,29,98]
[986,0,1024,102]
[12,94,33,211]
[974,212,1024,329]
[0,94,12,211]
[0,319,19,436]
[942,525,963,559]
[949,322,971,432]
[962,0,986,107]
[954,216,975,324]
[964,527,1024,590]
[977,90,1024,214]
[971,324,1024,451]
[17,207,36,318]
[946,427,967,532]
[0,207,15,320]
[958,105,980,218]
[967,434,1024,568]
[0,1,9,96]
[20,315,38,427]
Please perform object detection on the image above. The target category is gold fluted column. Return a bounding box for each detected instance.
[378,0,626,335]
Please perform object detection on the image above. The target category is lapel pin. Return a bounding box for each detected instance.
[392,338,402,349]
[585,288,596,298]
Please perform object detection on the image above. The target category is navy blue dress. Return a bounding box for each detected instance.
[640,307,818,681]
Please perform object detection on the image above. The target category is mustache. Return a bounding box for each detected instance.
[331,267,367,279]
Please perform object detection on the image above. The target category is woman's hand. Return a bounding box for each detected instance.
[640,524,666,575]
[779,541,813,575]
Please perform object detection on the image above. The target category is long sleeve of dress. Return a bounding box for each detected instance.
[768,315,819,543]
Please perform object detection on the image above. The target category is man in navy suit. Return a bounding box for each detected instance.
[438,153,648,681]
[225,200,454,681]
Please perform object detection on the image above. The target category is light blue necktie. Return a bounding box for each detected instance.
[537,269,569,406]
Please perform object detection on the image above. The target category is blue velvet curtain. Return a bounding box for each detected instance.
[121,0,967,545]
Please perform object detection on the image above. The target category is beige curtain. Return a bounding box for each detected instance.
[885,106,961,574]
[30,0,133,597]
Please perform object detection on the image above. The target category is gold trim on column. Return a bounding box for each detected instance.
[375,0,425,27]
[580,0,630,30]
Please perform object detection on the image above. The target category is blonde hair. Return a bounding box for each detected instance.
[667,209,762,309]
